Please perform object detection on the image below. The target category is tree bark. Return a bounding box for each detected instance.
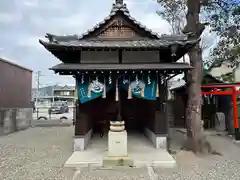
[185,45,204,152]
[183,0,208,153]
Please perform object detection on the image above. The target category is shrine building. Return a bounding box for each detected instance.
[39,0,199,153]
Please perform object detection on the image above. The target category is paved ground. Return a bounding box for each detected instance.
[1,127,240,180]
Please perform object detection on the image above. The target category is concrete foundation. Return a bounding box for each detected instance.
[74,129,93,151]
[65,132,176,169]
[144,128,167,149]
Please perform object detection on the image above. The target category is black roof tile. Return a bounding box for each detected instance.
[39,37,199,49]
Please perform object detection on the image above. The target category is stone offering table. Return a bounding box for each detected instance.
[103,121,133,167]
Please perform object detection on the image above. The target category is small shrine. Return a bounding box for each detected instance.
[39,0,199,163]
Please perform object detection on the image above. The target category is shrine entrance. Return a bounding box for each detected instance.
[76,90,153,134]
[74,71,170,152]
[90,88,157,135]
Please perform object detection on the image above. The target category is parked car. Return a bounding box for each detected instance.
[48,102,69,114]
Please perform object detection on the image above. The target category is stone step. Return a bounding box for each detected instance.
[102,156,134,168]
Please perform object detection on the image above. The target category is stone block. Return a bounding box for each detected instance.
[108,130,127,157]
[215,112,225,132]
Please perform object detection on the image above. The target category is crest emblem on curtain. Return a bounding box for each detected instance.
[119,73,158,100]
[77,74,114,103]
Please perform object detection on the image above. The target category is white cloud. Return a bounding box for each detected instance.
[17,36,45,51]
[140,13,171,34]
[0,55,24,67]
[49,13,90,34]
[23,0,39,7]
[0,13,22,23]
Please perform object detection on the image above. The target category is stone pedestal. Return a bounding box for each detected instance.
[108,130,127,157]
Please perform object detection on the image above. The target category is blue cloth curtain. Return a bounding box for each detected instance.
[77,73,158,103]
[119,73,157,100]
[77,74,114,103]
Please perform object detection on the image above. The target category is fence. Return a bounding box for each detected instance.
[0,108,32,135]
[33,106,74,120]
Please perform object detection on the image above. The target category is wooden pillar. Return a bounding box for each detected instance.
[154,75,168,134]
[74,100,88,136]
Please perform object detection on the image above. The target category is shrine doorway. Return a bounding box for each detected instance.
[92,88,155,136]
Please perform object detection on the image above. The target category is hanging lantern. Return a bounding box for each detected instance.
[115,77,119,101]
[127,76,132,99]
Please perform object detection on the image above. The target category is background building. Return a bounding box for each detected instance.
[0,57,33,135]
[32,85,75,107]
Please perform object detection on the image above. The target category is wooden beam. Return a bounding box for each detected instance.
[159,50,161,62]
[119,49,122,64]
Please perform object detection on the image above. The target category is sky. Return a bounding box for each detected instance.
[0,0,215,88]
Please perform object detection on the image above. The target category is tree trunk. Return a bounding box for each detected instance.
[185,45,204,152]
[183,0,208,153]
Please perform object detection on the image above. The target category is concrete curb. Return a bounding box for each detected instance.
[32,120,73,127]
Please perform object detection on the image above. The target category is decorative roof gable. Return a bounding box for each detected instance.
[78,2,160,39]
[89,15,148,39]
[45,1,160,41]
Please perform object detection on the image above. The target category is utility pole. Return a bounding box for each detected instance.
[52,85,54,105]
[35,71,43,118]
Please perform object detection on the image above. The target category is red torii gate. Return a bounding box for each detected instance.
[201,83,240,140]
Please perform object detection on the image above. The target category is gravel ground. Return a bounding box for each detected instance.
[1,127,240,180]
[156,130,240,180]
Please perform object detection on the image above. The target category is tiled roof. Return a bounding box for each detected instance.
[39,1,200,49]
[39,36,199,49]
